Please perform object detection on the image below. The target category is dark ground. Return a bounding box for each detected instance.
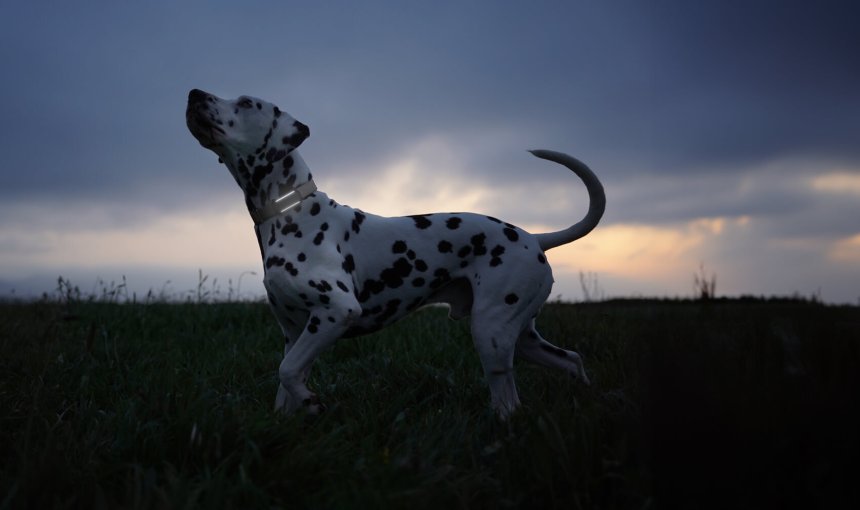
[1,297,858,508]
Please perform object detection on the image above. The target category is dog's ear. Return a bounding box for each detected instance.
[283,120,310,153]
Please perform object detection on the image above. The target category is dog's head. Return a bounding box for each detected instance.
[186,89,309,163]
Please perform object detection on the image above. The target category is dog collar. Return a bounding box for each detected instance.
[250,179,317,225]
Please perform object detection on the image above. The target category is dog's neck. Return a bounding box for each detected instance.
[224,149,315,218]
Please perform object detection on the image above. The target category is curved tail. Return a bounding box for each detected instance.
[530,150,606,251]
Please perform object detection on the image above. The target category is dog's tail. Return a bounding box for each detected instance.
[529,150,606,251]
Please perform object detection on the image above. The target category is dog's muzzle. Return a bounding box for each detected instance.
[186,89,224,148]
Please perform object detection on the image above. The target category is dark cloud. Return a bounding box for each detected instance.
[1,0,858,302]
[3,0,857,205]
[638,1,860,170]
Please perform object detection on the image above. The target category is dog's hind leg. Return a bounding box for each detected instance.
[516,318,590,385]
[471,313,522,419]
[470,265,556,418]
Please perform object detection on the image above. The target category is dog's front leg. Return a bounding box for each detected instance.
[274,328,303,412]
[277,304,359,415]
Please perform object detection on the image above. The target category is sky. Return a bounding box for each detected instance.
[1,0,858,304]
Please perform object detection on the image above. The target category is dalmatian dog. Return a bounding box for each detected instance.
[185,89,605,419]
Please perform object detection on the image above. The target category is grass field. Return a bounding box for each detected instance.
[1,294,859,508]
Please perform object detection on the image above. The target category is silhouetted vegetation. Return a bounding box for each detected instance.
[1,285,858,508]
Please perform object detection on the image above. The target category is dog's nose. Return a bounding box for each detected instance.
[188,88,208,104]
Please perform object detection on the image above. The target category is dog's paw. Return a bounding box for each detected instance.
[301,394,327,415]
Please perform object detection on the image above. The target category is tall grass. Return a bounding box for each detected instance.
[1,289,858,508]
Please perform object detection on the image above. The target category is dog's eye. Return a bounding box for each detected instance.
[238,98,254,109]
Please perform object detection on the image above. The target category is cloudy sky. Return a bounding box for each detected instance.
[1,0,858,303]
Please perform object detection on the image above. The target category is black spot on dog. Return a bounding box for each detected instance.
[438,241,453,253]
[537,253,546,264]
[320,222,329,231]
[409,214,433,229]
[319,294,330,304]
[470,233,488,256]
[457,245,472,258]
[414,259,428,272]
[406,250,416,260]
[342,254,355,273]
[503,227,519,242]
[446,217,462,229]
[267,224,277,246]
[357,278,386,303]
[298,252,306,262]
[251,163,274,189]
[490,245,505,267]
[282,154,294,167]
[282,120,309,148]
[351,211,366,233]
[266,256,286,268]
[380,258,413,288]
[313,232,324,245]
[356,289,369,303]
[284,262,298,276]
[281,222,300,236]
[309,279,332,293]
[337,280,349,292]
[392,241,407,253]
[505,293,519,305]
[254,128,274,155]
[310,203,321,215]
